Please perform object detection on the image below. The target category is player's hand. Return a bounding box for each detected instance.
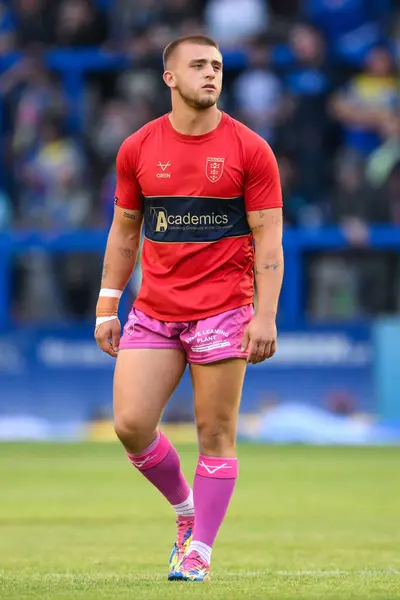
[95,318,121,358]
[241,316,277,364]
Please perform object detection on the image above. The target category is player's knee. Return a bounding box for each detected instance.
[114,414,153,453]
[197,418,236,456]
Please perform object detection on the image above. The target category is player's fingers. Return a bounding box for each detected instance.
[268,339,277,359]
[257,341,271,363]
[247,340,259,364]
[95,326,118,358]
[99,337,115,357]
[241,328,250,353]
[111,327,120,354]
[107,342,118,358]
[256,341,268,363]
[103,338,118,358]
[94,325,108,347]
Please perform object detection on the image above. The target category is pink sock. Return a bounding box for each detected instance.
[192,455,238,547]
[127,431,191,508]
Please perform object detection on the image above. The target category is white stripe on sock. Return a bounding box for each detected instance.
[188,541,212,565]
[172,489,194,517]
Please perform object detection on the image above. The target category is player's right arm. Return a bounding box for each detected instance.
[95,137,143,358]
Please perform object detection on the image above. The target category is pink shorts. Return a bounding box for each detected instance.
[119,304,254,364]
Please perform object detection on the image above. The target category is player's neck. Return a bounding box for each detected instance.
[168,106,222,136]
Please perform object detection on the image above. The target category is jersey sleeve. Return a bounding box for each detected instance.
[244,137,282,212]
[114,136,142,210]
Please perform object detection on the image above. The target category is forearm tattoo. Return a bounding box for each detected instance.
[118,247,135,260]
[101,263,109,281]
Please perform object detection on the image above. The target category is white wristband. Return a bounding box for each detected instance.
[96,316,119,327]
[99,288,123,298]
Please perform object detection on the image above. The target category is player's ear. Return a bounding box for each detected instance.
[163,71,176,89]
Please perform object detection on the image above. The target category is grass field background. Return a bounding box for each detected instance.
[0,443,399,599]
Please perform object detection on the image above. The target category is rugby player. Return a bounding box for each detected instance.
[95,34,283,582]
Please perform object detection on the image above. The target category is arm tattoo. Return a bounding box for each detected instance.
[250,223,265,232]
[119,246,135,260]
[101,263,109,281]
[246,212,265,231]
[262,261,281,271]
[255,260,281,274]
[123,211,136,220]
[272,215,283,227]
[248,211,282,232]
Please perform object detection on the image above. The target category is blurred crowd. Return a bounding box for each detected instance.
[0,0,399,321]
[0,0,399,231]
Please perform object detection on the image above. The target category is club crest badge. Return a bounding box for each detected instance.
[206,157,224,183]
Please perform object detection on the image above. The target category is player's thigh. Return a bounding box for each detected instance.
[190,358,247,451]
[114,348,187,432]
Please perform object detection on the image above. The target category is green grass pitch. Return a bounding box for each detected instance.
[0,443,399,599]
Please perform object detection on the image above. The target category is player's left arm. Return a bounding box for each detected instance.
[243,138,283,364]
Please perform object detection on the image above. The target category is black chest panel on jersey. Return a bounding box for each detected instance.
[144,195,250,243]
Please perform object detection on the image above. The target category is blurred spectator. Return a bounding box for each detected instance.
[308,254,359,319]
[12,107,100,319]
[277,153,308,227]
[0,57,65,165]
[366,110,400,192]
[369,162,400,224]
[55,0,108,47]
[13,0,55,47]
[14,247,102,321]
[110,0,163,49]
[304,0,383,64]
[90,98,136,168]
[305,0,369,38]
[331,151,370,245]
[331,111,400,238]
[142,23,180,56]
[366,111,400,224]
[116,68,163,110]
[117,0,204,57]
[283,24,332,204]
[160,0,203,34]
[330,46,398,159]
[91,90,155,226]
[233,41,284,143]
[205,0,269,48]
[332,152,366,221]
[18,113,91,229]
[0,1,16,53]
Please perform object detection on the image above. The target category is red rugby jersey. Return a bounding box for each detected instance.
[114,112,282,321]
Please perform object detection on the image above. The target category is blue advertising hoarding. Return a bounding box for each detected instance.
[0,324,373,427]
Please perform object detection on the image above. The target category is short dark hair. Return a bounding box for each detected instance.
[163,34,219,70]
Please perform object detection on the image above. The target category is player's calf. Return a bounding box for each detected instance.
[125,432,192,510]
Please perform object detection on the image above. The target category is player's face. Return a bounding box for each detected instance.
[166,43,223,110]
